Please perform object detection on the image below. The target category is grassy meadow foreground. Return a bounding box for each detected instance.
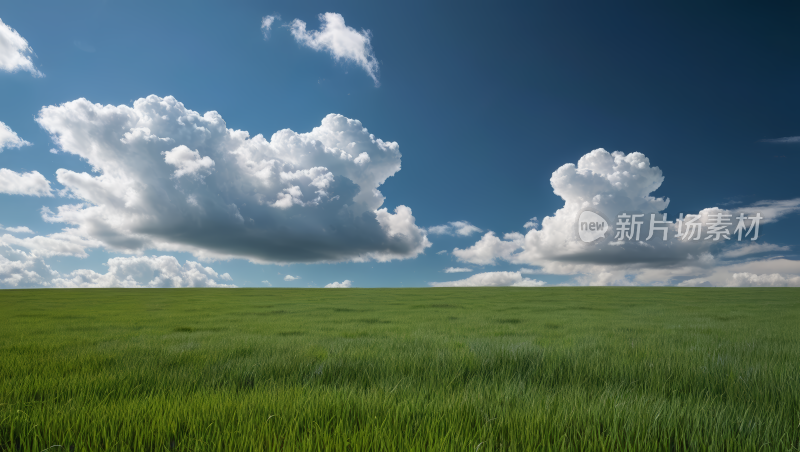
[0,288,798,451]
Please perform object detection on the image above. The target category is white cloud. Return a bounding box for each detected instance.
[0,121,32,150]
[436,250,448,255]
[262,280,272,286]
[523,217,539,230]
[0,18,43,77]
[518,268,539,274]
[452,231,524,265]
[290,12,379,86]
[325,279,352,288]
[451,148,800,286]
[679,271,800,287]
[0,229,100,258]
[720,243,791,259]
[0,246,233,289]
[675,258,800,287]
[761,136,800,144]
[431,271,545,287]
[0,243,58,288]
[284,274,300,281]
[52,255,235,288]
[162,145,215,179]
[739,198,800,225]
[36,95,429,264]
[427,221,482,237]
[3,226,33,234]
[0,169,53,197]
[727,272,800,287]
[444,267,472,273]
[261,15,279,39]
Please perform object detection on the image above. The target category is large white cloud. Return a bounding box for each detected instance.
[0,169,53,196]
[0,120,32,150]
[290,13,379,86]
[450,149,800,286]
[0,17,43,77]
[431,271,545,287]
[35,95,429,264]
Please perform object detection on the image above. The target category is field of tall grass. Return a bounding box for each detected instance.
[1,288,798,451]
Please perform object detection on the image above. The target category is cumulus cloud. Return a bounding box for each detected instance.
[675,258,800,288]
[162,145,215,179]
[426,221,482,237]
[0,247,233,289]
[290,12,379,86]
[0,169,53,197]
[261,15,279,39]
[726,272,800,287]
[451,148,800,286]
[0,229,100,259]
[0,121,32,150]
[284,275,300,281]
[523,217,540,230]
[3,226,33,234]
[52,256,235,288]
[760,136,800,144]
[0,243,58,288]
[444,267,472,273]
[680,273,800,287]
[0,18,43,77]
[325,279,352,288]
[36,95,429,264]
[430,271,545,287]
[452,231,524,265]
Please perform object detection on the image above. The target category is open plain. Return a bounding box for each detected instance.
[1,288,798,451]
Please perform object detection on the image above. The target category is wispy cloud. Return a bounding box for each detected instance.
[427,221,482,237]
[0,18,43,77]
[261,15,279,39]
[720,243,790,259]
[444,267,472,273]
[284,275,301,281]
[290,12,379,86]
[3,226,34,234]
[760,136,800,144]
[0,121,32,150]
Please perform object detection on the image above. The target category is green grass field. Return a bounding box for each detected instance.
[1,288,798,451]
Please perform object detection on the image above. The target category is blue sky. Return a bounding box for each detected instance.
[0,1,799,288]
